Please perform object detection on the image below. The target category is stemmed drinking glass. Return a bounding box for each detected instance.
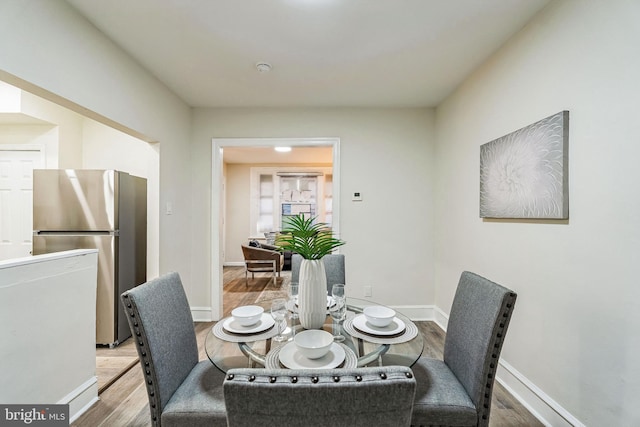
[270,298,288,342]
[329,284,346,342]
[288,282,299,320]
[287,282,299,336]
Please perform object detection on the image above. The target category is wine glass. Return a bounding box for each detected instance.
[332,284,345,300]
[288,282,299,320]
[330,284,346,342]
[270,298,288,342]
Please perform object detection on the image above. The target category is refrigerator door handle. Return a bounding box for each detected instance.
[33,230,119,236]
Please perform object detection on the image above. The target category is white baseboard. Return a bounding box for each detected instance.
[391,304,435,321]
[224,261,245,267]
[191,306,214,322]
[498,361,585,427]
[59,376,98,424]
[432,306,449,330]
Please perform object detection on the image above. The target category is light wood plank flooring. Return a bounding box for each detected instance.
[73,267,541,427]
[96,339,138,394]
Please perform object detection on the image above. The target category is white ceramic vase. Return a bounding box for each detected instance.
[298,258,327,329]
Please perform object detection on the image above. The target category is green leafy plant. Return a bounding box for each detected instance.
[277,214,345,260]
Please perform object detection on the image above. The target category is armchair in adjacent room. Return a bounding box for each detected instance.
[241,242,284,285]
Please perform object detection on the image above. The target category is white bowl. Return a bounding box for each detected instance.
[231,305,264,326]
[294,330,333,359]
[364,306,396,328]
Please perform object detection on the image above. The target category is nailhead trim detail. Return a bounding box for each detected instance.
[126,298,161,427]
[477,291,517,427]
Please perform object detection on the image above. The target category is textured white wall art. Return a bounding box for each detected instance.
[480,111,569,219]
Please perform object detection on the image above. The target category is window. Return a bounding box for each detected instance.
[249,167,332,238]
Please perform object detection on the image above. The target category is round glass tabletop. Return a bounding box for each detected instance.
[205,297,424,373]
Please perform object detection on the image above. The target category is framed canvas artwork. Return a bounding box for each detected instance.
[480,111,569,219]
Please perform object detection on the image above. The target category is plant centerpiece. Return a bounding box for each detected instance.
[277,214,345,329]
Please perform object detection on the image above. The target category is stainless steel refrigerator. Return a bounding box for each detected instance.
[32,169,147,346]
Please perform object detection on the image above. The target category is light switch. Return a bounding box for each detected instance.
[166,202,173,215]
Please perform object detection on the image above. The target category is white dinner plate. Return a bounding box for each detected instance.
[278,341,346,369]
[222,313,275,335]
[352,313,406,336]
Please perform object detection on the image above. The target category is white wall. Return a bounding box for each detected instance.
[0,80,87,169]
[0,124,59,168]
[434,1,640,425]
[225,164,252,264]
[0,80,20,111]
[82,120,160,278]
[0,249,99,422]
[192,108,435,310]
[19,90,84,168]
[0,0,193,289]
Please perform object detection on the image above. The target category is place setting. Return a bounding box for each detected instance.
[265,329,357,369]
[213,304,280,343]
[343,305,418,345]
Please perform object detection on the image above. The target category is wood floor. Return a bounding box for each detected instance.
[73,267,542,427]
[96,339,138,394]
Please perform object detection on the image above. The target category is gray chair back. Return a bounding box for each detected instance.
[291,253,345,293]
[223,366,416,427]
[120,272,199,425]
[443,271,517,426]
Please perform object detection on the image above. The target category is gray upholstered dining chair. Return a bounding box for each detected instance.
[223,366,416,427]
[410,271,517,427]
[120,272,227,427]
[291,253,345,293]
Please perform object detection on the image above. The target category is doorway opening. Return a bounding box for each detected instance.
[211,137,341,320]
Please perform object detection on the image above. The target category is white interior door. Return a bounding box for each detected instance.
[0,149,43,260]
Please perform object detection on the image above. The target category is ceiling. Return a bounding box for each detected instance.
[65,0,549,109]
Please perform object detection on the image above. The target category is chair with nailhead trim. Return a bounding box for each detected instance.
[223,366,416,427]
[410,271,517,427]
[121,272,227,427]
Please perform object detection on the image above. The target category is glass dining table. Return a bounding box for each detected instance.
[205,297,424,373]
